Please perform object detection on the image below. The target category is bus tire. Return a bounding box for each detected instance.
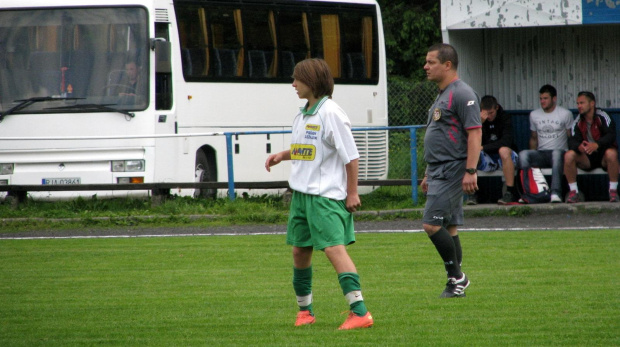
[194,150,217,199]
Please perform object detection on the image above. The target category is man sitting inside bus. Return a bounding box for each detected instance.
[115,60,145,99]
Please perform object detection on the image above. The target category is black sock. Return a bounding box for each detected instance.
[429,227,462,278]
[452,235,462,267]
[508,184,518,196]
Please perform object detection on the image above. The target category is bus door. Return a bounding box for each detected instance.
[151,21,181,184]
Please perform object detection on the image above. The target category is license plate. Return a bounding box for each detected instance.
[42,177,81,185]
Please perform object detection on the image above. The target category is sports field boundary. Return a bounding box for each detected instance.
[1,201,619,240]
[0,201,618,225]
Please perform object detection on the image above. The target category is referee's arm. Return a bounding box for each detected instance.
[463,127,482,194]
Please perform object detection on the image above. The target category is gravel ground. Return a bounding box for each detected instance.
[2,202,619,239]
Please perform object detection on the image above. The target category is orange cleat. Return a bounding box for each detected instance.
[294,310,315,326]
[338,311,374,330]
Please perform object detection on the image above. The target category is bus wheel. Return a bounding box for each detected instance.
[194,150,217,199]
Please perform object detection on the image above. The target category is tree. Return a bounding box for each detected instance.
[377,0,441,80]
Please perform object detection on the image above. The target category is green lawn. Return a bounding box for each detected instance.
[0,188,422,232]
[1,230,618,346]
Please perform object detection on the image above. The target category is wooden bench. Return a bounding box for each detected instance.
[476,110,620,203]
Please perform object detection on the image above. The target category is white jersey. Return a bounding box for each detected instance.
[288,97,360,200]
[529,106,574,150]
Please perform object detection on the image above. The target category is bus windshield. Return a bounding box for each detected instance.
[0,7,149,114]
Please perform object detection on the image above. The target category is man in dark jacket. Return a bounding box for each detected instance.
[564,91,618,203]
[473,95,520,204]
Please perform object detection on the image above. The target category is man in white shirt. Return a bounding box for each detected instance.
[519,84,574,202]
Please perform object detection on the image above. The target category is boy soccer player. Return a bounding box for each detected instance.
[265,58,373,330]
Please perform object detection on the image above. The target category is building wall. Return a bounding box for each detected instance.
[450,24,620,110]
[442,0,583,30]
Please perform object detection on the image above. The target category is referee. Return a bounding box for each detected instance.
[420,43,482,298]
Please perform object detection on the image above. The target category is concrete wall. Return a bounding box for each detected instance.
[442,0,620,110]
[450,24,620,110]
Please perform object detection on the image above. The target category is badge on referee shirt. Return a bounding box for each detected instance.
[432,108,441,121]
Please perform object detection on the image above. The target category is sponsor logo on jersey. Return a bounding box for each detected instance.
[467,100,475,106]
[304,124,320,140]
[290,144,316,160]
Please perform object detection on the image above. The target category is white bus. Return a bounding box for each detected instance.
[0,0,388,199]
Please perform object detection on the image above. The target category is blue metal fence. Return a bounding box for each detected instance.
[224,125,426,204]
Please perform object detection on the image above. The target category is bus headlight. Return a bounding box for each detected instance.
[124,160,145,172]
[0,163,14,175]
[111,160,145,172]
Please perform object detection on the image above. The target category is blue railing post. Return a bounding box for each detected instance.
[225,133,235,201]
[409,126,418,205]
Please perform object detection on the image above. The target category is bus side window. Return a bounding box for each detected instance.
[276,10,310,78]
[281,51,295,77]
[346,52,366,79]
[340,13,375,81]
[213,48,237,77]
[248,50,267,78]
[174,2,378,83]
[181,48,193,76]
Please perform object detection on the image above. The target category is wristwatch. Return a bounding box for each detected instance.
[465,168,477,174]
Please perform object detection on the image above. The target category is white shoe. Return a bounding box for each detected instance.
[550,194,561,203]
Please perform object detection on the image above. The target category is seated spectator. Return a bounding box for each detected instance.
[474,95,520,205]
[519,84,574,203]
[564,91,619,203]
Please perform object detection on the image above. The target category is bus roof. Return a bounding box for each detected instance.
[1,0,148,8]
[1,0,379,7]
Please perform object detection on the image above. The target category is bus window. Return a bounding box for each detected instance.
[0,7,149,113]
[318,14,341,78]
[177,5,244,78]
[341,13,375,80]
[274,10,309,77]
[209,8,243,78]
[176,7,207,77]
[243,9,276,78]
[175,1,378,84]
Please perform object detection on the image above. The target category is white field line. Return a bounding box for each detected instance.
[0,225,617,240]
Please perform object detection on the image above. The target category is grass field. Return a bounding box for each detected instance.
[0,187,423,232]
[1,230,619,346]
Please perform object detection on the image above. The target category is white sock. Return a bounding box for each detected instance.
[611,182,618,191]
[296,293,312,307]
[569,182,578,192]
[344,291,363,305]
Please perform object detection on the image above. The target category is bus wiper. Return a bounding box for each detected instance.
[0,96,85,122]
[44,103,135,119]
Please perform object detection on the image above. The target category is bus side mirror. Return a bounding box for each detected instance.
[152,39,171,73]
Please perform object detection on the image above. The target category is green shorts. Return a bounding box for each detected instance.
[287,191,355,250]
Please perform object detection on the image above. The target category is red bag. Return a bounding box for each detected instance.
[519,168,551,204]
